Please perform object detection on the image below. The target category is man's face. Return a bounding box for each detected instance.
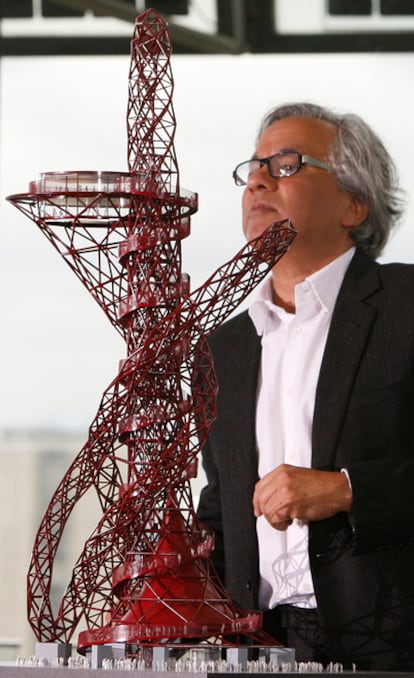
[242,116,357,262]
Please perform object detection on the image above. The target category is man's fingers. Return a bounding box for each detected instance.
[273,518,293,531]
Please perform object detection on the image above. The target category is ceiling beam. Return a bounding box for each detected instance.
[49,0,246,53]
[50,0,138,21]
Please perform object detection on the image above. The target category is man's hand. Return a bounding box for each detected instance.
[253,464,352,531]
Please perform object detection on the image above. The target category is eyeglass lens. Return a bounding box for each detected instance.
[235,151,301,185]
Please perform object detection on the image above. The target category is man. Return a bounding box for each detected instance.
[197,102,414,670]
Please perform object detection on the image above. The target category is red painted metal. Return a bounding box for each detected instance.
[7,9,296,653]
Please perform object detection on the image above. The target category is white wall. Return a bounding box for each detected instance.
[1,51,414,433]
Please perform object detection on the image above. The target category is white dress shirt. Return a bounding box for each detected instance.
[248,248,355,611]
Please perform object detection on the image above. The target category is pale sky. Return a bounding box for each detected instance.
[1,51,414,431]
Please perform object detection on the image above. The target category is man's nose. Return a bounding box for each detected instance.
[247,163,278,189]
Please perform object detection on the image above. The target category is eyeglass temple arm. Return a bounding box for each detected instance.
[302,155,332,171]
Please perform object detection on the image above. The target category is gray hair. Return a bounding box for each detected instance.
[259,102,405,259]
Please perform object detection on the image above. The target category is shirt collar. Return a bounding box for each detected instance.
[249,247,355,336]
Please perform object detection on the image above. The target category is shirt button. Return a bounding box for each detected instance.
[304,583,312,592]
[292,326,302,335]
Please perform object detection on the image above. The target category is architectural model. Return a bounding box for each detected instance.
[8,8,296,657]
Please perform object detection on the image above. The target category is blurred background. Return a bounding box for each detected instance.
[1,0,414,659]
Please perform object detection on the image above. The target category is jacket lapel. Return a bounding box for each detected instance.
[312,250,381,469]
[226,313,261,479]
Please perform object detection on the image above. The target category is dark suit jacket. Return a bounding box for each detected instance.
[197,249,414,670]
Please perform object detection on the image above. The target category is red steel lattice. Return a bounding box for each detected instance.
[7,9,296,653]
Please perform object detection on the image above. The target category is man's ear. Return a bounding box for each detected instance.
[341,195,370,230]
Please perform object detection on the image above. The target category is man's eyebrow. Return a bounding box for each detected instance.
[251,147,300,160]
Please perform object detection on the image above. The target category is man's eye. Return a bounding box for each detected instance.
[279,163,294,175]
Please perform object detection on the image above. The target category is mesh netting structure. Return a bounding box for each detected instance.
[7,9,296,654]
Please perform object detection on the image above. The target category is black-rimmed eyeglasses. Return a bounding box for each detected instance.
[232,151,333,186]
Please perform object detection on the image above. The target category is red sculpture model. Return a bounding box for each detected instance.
[7,8,296,654]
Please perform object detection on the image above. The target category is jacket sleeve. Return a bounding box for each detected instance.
[346,456,414,553]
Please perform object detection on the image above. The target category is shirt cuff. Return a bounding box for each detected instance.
[340,467,353,496]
